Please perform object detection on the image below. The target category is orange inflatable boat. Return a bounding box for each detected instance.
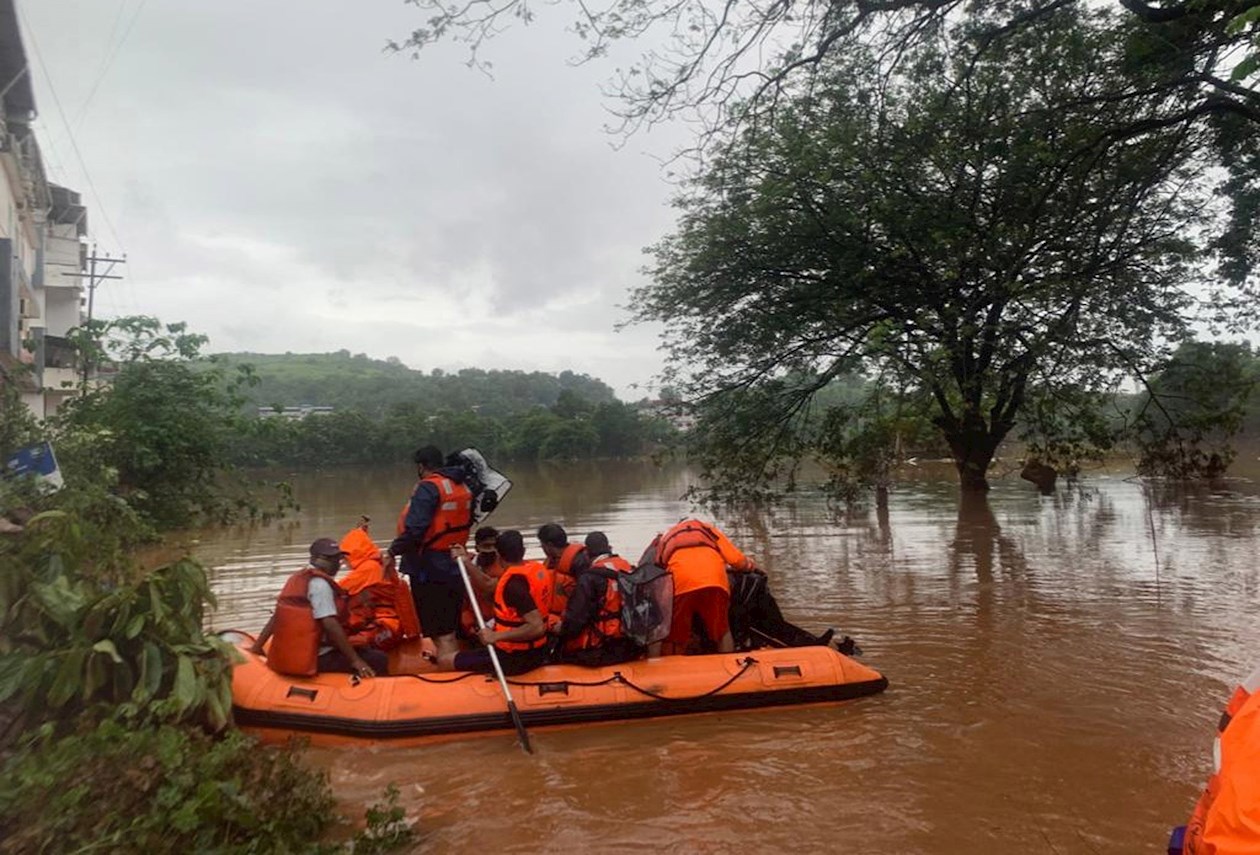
[223,632,888,746]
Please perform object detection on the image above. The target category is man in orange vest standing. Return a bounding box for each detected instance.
[656,518,757,655]
[250,537,387,678]
[388,446,474,660]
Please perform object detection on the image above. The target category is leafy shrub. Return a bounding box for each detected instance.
[0,722,336,854]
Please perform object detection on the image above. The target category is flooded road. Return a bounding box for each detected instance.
[197,460,1260,853]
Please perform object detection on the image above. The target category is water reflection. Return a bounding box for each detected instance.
[196,461,1260,853]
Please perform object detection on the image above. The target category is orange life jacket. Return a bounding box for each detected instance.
[395,474,474,552]
[493,560,554,652]
[460,556,506,637]
[1184,665,1260,854]
[266,567,350,677]
[569,553,633,652]
[337,526,417,651]
[548,543,586,619]
[657,520,722,566]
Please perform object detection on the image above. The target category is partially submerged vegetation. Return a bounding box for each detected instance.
[0,319,412,853]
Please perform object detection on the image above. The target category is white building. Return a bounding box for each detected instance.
[0,0,89,420]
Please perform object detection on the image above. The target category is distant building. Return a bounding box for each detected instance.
[0,0,89,419]
[257,405,335,421]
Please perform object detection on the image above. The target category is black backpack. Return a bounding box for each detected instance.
[592,558,674,647]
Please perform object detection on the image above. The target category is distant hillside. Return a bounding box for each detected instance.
[214,351,619,417]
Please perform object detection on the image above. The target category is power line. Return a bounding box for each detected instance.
[17,2,127,253]
[73,0,149,131]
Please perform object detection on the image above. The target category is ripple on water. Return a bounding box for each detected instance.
[198,463,1260,853]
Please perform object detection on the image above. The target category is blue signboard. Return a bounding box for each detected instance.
[5,441,64,491]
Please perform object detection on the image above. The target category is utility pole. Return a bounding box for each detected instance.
[58,244,126,389]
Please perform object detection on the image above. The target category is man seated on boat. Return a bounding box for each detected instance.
[338,516,421,652]
[455,526,505,639]
[250,537,388,679]
[388,445,474,662]
[654,519,757,655]
[537,522,591,631]
[552,532,645,667]
[440,529,554,676]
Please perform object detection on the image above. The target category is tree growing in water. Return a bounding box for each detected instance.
[633,7,1253,493]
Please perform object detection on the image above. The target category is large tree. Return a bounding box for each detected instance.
[632,6,1252,492]
[395,0,1259,136]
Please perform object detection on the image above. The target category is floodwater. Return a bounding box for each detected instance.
[197,458,1260,853]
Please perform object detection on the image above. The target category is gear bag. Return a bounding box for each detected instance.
[445,447,512,524]
[601,560,673,646]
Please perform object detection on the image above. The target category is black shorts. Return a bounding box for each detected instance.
[452,646,550,676]
[412,578,464,638]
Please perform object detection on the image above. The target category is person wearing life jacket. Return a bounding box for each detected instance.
[388,445,475,660]
[537,522,590,627]
[250,537,388,678]
[438,529,555,676]
[455,526,505,638]
[1171,663,1260,854]
[338,517,420,651]
[655,518,757,655]
[553,531,644,667]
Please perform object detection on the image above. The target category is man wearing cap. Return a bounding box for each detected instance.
[250,537,388,678]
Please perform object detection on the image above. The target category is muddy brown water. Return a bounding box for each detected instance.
[196,459,1260,853]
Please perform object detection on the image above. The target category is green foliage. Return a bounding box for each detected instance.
[1130,341,1258,479]
[228,395,675,466]
[0,509,237,737]
[635,5,1247,495]
[0,723,336,854]
[217,350,618,418]
[54,317,279,529]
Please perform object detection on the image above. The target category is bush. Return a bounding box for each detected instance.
[0,722,335,854]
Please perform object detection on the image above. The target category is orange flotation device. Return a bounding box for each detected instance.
[658,519,753,596]
[1181,665,1260,854]
[395,474,475,552]
[266,567,349,677]
[226,631,888,748]
[493,561,555,652]
[459,555,505,637]
[568,553,634,653]
[338,526,420,651]
[548,543,586,620]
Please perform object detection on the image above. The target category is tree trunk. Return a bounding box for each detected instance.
[941,425,1000,492]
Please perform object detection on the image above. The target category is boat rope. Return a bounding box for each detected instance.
[402,656,760,699]
[507,656,760,701]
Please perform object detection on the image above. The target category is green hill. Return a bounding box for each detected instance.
[214,351,619,418]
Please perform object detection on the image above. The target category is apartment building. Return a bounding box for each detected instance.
[0,0,89,419]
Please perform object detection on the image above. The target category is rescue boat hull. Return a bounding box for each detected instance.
[226,633,888,746]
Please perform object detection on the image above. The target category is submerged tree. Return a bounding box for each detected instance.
[633,7,1254,493]
[1129,340,1259,479]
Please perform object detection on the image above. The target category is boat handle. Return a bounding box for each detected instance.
[537,682,570,696]
[772,665,802,678]
[286,686,319,701]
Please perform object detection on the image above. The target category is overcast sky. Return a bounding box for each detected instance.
[21,0,685,399]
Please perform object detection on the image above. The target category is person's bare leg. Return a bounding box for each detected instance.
[647,642,662,658]
[436,650,460,671]
[718,631,735,654]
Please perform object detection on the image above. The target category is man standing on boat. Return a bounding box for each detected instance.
[655,519,757,655]
[389,445,474,661]
[250,537,388,678]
